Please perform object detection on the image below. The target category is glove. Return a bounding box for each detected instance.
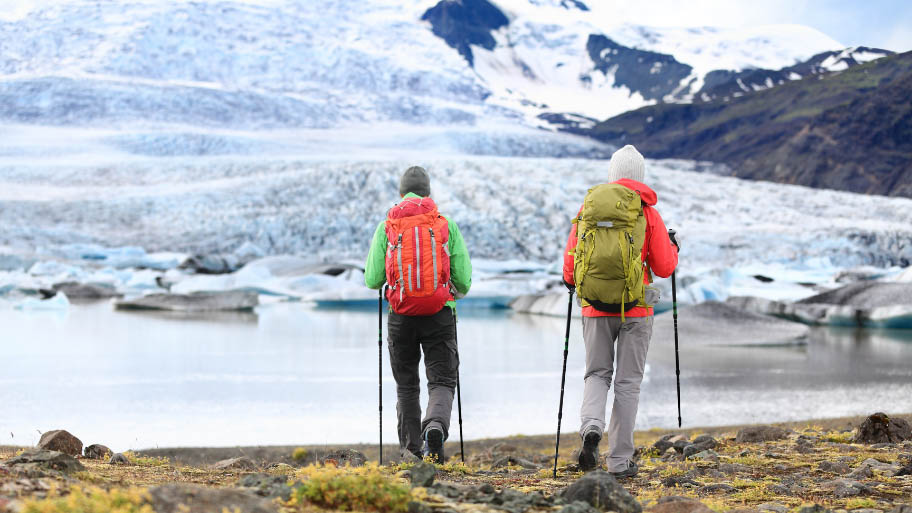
[668,229,681,252]
[563,280,575,292]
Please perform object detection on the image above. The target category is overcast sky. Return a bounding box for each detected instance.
[0,0,909,52]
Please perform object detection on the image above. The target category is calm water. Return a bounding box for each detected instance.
[2,301,911,451]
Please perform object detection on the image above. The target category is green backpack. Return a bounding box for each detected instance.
[572,183,649,320]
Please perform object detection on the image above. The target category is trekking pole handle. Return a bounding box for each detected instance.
[668,229,679,250]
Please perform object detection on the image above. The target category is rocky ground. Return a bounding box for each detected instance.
[1,414,911,513]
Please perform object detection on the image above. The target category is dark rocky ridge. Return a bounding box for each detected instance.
[585,51,912,198]
[586,35,693,101]
[698,47,895,102]
[421,0,509,66]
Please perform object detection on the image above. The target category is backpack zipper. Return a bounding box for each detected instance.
[396,233,404,302]
[414,226,421,290]
[430,228,438,291]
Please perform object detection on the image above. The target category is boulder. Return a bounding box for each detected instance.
[320,449,367,467]
[492,455,542,469]
[37,430,83,457]
[84,444,112,459]
[115,290,259,312]
[854,413,912,444]
[698,483,736,494]
[688,450,719,462]
[109,453,130,465]
[757,503,788,513]
[646,497,713,513]
[820,479,871,498]
[736,426,789,443]
[147,483,277,513]
[237,473,295,501]
[212,457,256,471]
[4,449,85,474]
[410,461,437,488]
[818,461,851,474]
[560,470,641,513]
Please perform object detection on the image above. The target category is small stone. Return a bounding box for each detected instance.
[738,449,751,457]
[410,462,436,488]
[661,476,699,488]
[147,483,275,513]
[692,435,715,445]
[718,463,750,474]
[895,462,912,476]
[408,501,434,513]
[698,483,736,494]
[689,450,719,462]
[647,496,713,513]
[821,479,871,498]
[757,502,789,513]
[847,466,873,480]
[37,430,83,457]
[818,461,851,474]
[560,501,600,513]
[108,453,130,465]
[767,484,791,495]
[854,413,912,444]
[84,444,112,460]
[736,426,789,443]
[237,473,294,501]
[492,455,542,469]
[320,449,367,467]
[797,505,832,513]
[266,463,294,474]
[673,440,691,454]
[890,506,912,513]
[212,457,256,471]
[5,449,85,474]
[653,435,676,454]
[870,443,895,449]
[561,470,642,513]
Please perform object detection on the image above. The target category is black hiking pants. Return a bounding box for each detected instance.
[387,307,458,458]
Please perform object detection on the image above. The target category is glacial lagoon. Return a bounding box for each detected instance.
[2,301,911,451]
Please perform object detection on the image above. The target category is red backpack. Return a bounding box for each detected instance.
[385,197,453,315]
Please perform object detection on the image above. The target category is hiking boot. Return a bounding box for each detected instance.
[423,428,445,464]
[611,459,639,478]
[578,430,601,471]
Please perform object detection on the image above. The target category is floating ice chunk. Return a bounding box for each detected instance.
[15,292,70,311]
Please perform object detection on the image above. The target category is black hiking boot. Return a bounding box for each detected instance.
[423,428,445,464]
[578,430,601,471]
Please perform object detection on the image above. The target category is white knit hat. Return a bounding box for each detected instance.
[607,145,645,183]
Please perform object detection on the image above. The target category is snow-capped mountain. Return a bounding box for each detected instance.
[0,0,890,157]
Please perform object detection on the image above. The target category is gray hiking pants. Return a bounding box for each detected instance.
[387,307,458,458]
[579,315,653,472]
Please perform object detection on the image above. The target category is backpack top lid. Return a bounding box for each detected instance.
[388,196,438,221]
[579,183,642,229]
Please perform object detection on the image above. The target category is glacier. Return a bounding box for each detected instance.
[1,156,910,310]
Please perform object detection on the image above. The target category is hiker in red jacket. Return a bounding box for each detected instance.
[562,144,679,476]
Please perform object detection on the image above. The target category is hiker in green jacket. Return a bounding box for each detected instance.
[364,166,472,463]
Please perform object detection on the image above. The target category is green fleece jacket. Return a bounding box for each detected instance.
[364,193,472,309]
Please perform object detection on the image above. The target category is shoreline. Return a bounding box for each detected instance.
[10,412,899,467]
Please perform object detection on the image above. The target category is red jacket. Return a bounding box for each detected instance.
[563,178,678,317]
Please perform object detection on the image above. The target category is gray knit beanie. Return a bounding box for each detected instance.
[607,145,646,183]
[399,166,431,197]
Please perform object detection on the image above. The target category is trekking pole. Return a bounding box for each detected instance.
[378,286,384,465]
[669,229,682,428]
[455,315,465,463]
[552,288,574,478]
